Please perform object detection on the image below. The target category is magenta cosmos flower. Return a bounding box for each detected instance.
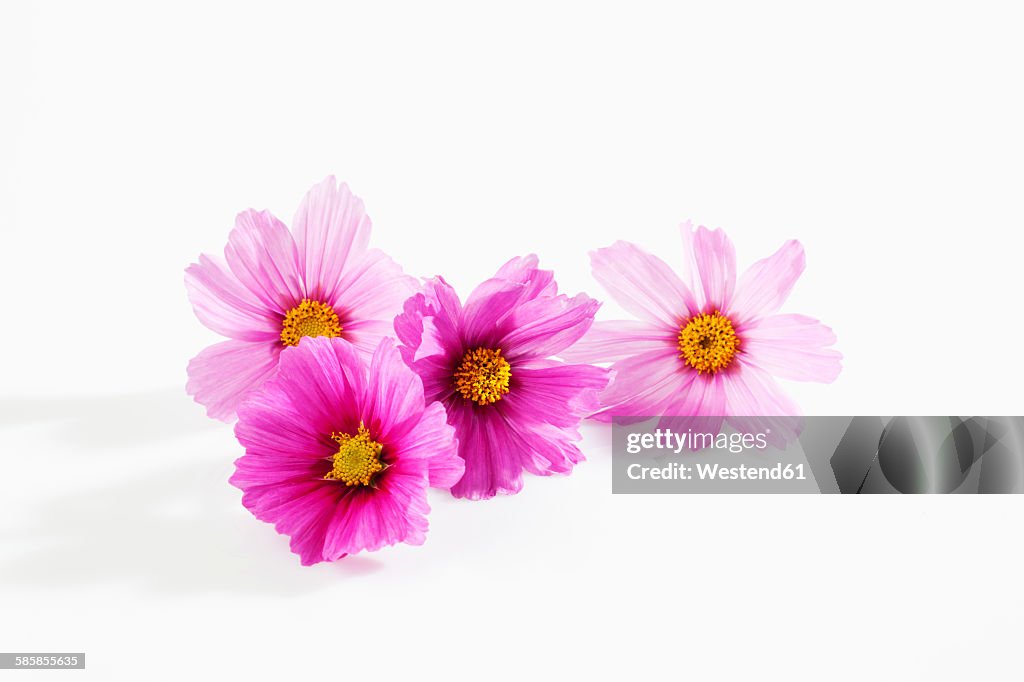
[563,223,841,422]
[230,336,463,564]
[394,256,609,500]
[185,177,417,421]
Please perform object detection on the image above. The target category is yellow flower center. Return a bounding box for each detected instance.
[453,347,512,406]
[280,299,342,347]
[324,422,385,487]
[677,311,740,374]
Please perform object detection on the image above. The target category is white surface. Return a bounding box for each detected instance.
[2,2,1022,680]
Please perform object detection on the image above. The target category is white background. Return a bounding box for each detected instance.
[2,2,1023,680]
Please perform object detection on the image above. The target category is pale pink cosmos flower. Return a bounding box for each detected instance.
[563,223,841,424]
[185,177,416,421]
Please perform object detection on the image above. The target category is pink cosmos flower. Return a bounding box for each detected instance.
[394,256,610,500]
[230,336,463,565]
[185,177,417,421]
[563,223,841,424]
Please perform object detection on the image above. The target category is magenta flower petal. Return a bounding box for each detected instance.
[730,240,805,324]
[501,363,608,428]
[186,339,282,422]
[502,293,601,361]
[740,314,842,383]
[591,241,698,326]
[395,256,609,499]
[584,225,841,419]
[230,337,460,565]
[490,254,558,301]
[185,178,416,421]
[440,401,521,498]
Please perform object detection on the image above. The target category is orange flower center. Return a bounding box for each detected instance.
[280,299,342,347]
[677,311,740,374]
[454,347,511,405]
[324,422,385,487]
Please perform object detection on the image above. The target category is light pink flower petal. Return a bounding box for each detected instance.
[729,240,805,324]
[342,319,405,359]
[723,362,801,415]
[558,320,676,364]
[291,176,372,304]
[681,223,736,311]
[663,371,727,415]
[740,314,842,383]
[328,248,418,324]
[185,255,280,342]
[658,373,727,436]
[592,348,691,421]
[224,209,305,313]
[186,339,282,422]
[590,241,698,327]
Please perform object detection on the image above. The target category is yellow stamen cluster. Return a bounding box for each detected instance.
[324,423,385,487]
[677,311,740,374]
[280,298,342,347]
[454,347,512,406]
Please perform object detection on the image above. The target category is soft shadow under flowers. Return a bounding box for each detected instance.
[0,389,383,594]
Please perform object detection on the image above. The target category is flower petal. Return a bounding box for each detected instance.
[592,348,691,421]
[321,470,430,560]
[184,255,280,342]
[591,241,698,326]
[224,209,305,313]
[186,339,282,422]
[398,401,464,489]
[558,320,676,364]
[271,337,368,436]
[446,402,524,499]
[362,338,428,443]
[723,362,800,415]
[490,254,558,302]
[291,176,372,303]
[327,248,418,324]
[740,314,842,383]
[681,223,736,311]
[501,293,601,361]
[500,362,610,428]
[729,240,805,324]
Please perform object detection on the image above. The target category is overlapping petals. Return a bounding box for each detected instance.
[185,177,417,421]
[572,223,841,420]
[230,337,462,565]
[395,255,610,500]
